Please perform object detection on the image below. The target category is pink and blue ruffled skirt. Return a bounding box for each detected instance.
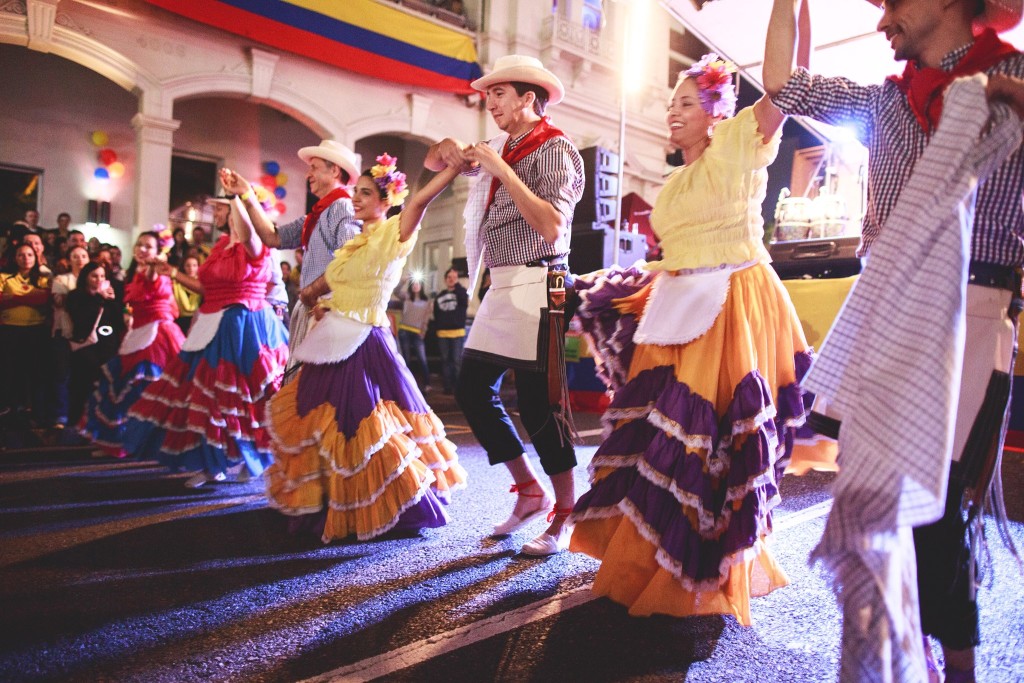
[123,305,288,478]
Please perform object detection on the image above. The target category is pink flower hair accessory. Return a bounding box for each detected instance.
[369,153,409,208]
[683,53,738,119]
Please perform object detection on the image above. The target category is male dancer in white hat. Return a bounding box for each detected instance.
[221,140,361,362]
[766,1,1024,680]
[427,55,584,556]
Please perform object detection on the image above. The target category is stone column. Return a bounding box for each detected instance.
[130,112,180,236]
[26,0,60,53]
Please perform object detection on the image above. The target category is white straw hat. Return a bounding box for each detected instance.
[470,54,565,105]
[976,0,1023,32]
[297,140,360,184]
[864,0,1021,32]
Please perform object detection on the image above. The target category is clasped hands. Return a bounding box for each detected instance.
[433,138,499,175]
[218,167,251,197]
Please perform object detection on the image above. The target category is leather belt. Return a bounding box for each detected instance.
[526,255,569,270]
[968,262,1021,292]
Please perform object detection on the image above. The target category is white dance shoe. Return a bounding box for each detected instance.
[521,525,572,556]
[184,471,227,488]
[492,479,553,536]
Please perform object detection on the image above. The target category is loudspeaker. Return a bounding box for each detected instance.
[98,201,111,227]
[569,227,648,275]
[575,146,620,226]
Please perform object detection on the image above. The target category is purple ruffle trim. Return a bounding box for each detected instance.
[574,267,656,392]
[573,354,811,586]
[775,349,814,476]
[392,490,450,533]
[295,327,430,438]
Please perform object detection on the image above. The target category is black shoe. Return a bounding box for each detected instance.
[806,411,841,439]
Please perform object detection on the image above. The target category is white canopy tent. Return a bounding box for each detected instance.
[661,0,1024,110]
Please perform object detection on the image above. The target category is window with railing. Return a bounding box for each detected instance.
[387,0,469,29]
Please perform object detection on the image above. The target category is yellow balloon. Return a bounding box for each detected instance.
[91,130,109,146]
[108,161,126,179]
[275,172,288,186]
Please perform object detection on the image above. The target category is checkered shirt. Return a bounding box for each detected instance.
[804,78,1022,683]
[478,133,584,268]
[276,196,360,288]
[773,44,1024,266]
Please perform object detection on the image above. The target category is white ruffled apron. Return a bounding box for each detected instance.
[118,321,159,355]
[293,309,373,365]
[633,262,752,345]
[181,309,224,352]
[465,264,548,369]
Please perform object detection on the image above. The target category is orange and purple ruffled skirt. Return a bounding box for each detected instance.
[570,263,812,625]
[265,327,466,542]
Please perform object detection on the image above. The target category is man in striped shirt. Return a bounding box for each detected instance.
[426,55,584,556]
[766,1,1024,680]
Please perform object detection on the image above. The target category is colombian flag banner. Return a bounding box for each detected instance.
[145,0,482,94]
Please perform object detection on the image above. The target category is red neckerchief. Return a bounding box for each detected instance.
[301,186,350,248]
[485,117,568,211]
[887,29,1019,134]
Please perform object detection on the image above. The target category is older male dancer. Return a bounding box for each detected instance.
[766,1,1024,680]
[221,140,361,366]
[427,55,584,555]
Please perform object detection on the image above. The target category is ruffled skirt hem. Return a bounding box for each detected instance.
[123,306,288,476]
[264,328,465,542]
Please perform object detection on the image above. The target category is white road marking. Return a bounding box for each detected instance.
[774,499,833,531]
[302,499,835,682]
[300,586,598,683]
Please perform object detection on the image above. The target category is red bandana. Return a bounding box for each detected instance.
[485,117,568,211]
[887,29,1019,134]
[301,186,350,249]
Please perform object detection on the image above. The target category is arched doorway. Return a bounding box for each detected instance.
[170,96,322,261]
[0,44,137,247]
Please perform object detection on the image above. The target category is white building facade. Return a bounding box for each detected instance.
[0,0,678,280]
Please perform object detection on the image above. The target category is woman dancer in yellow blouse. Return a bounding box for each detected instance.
[569,54,812,625]
[261,155,467,542]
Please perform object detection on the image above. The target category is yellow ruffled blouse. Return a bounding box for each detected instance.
[649,106,782,272]
[323,214,416,327]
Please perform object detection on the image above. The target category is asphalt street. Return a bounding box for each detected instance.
[1,390,1023,683]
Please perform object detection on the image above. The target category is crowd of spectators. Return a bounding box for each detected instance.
[2,206,472,436]
[0,208,297,432]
